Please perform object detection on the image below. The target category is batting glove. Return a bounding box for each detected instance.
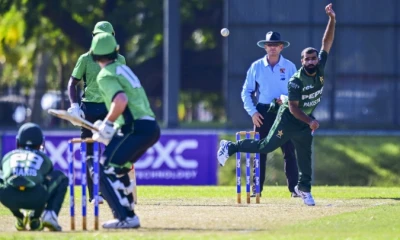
[92,120,116,145]
[67,103,85,126]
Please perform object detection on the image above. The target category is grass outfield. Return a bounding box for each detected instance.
[0,186,399,239]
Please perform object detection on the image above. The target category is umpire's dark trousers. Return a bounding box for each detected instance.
[252,103,299,194]
[80,101,108,201]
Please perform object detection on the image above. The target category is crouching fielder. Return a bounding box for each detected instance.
[90,32,160,229]
[0,123,68,231]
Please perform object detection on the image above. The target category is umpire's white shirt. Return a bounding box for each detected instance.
[241,55,297,117]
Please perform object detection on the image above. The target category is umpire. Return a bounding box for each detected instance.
[241,31,299,197]
[67,21,126,204]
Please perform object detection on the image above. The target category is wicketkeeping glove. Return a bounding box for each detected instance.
[92,120,116,145]
[67,103,85,126]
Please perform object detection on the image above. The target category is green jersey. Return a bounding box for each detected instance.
[284,50,328,115]
[97,62,155,127]
[72,52,126,103]
[0,149,53,188]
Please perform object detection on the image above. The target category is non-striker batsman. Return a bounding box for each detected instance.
[67,21,126,204]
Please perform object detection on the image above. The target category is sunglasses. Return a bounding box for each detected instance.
[266,43,282,47]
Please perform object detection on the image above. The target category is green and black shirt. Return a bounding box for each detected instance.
[283,50,328,115]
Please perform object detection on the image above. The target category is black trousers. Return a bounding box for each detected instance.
[252,103,299,193]
[80,102,108,200]
[99,120,160,220]
[104,120,161,168]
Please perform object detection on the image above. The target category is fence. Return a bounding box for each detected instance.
[223,0,400,129]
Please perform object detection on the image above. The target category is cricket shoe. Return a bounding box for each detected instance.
[90,195,105,204]
[42,210,62,231]
[217,140,230,166]
[291,192,301,198]
[294,186,315,206]
[102,215,140,229]
[250,192,262,198]
[29,218,44,231]
[15,217,27,231]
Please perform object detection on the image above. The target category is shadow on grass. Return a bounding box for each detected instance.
[358,197,400,201]
[139,227,265,232]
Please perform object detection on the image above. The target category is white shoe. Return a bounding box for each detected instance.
[295,186,315,206]
[90,196,105,204]
[102,215,140,229]
[41,210,62,231]
[217,140,230,166]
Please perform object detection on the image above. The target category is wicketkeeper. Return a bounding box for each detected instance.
[0,123,68,231]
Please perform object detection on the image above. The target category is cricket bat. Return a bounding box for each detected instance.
[48,109,99,132]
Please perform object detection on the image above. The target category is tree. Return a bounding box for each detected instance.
[0,0,224,125]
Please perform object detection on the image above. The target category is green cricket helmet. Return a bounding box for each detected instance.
[92,21,115,36]
[90,32,119,60]
[16,122,44,148]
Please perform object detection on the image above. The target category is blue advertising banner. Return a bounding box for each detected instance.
[1,132,218,185]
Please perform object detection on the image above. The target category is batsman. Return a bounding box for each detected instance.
[218,3,336,206]
[0,123,68,231]
[67,21,126,204]
[89,32,160,228]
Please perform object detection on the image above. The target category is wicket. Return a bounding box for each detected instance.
[235,131,260,204]
[67,138,100,230]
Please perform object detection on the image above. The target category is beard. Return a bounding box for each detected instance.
[304,65,317,74]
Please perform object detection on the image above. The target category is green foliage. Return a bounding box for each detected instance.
[0,0,223,92]
[179,90,225,123]
[218,135,400,187]
[314,136,400,186]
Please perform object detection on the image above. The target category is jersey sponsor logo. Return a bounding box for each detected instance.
[303,98,321,107]
[280,68,286,81]
[289,82,300,89]
[302,87,324,100]
[302,85,314,91]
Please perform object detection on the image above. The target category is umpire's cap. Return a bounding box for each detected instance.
[90,32,119,56]
[16,122,44,147]
[92,21,115,36]
[257,31,290,48]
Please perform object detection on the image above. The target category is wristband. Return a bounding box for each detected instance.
[105,120,114,127]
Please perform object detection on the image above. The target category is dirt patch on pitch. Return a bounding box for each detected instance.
[0,197,396,232]
[135,198,395,231]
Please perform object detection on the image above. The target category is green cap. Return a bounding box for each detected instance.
[16,122,44,147]
[90,32,119,55]
[92,21,115,35]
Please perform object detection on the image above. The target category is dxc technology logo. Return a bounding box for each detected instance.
[135,139,200,180]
